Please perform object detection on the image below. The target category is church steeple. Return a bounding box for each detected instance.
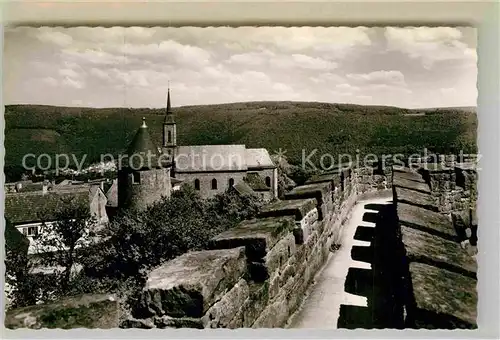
[164,85,175,124]
[166,86,172,115]
[162,85,177,159]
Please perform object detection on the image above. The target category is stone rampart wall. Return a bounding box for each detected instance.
[123,166,389,329]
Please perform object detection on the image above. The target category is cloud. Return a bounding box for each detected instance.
[90,67,111,81]
[62,77,85,89]
[60,48,130,66]
[335,83,360,93]
[117,40,211,69]
[41,77,58,87]
[59,68,82,79]
[3,26,477,108]
[346,70,407,86]
[35,29,73,47]
[384,27,477,69]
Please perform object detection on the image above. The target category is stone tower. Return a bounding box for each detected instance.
[118,117,172,211]
[162,87,177,161]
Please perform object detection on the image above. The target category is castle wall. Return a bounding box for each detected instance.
[125,165,392,329]
[118,167,172,211]
[418,165,477,214]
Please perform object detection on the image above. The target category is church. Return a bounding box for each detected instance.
[114,89,278,211]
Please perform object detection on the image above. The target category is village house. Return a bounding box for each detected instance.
[4,183,109,254]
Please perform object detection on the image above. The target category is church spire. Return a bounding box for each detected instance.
[164,84,174,124]
[166,82,172,115]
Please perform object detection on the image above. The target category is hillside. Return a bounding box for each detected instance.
[4,101,477,171]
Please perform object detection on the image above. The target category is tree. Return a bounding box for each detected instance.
[34,203,98,293]
[86,184,263,283]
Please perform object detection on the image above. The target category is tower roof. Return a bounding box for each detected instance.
[126,118,165,169]
[164,87,175,124]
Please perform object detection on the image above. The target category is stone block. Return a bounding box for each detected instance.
[397,203,456,241]
[201,279,250,328]
[153,315,204,329]
[393,176,431,194]
[394,186,439,212]
[135,247,246,319]
[208,217,295,260]
[401,226,477,277]
[121,317,155,329]
[392,166,426,183]
[305,173,337,187]
[248,232,296,282]
[259,198,317,220]
[406,262,477,329]
[285,183,333,205]
[227,282,269,328]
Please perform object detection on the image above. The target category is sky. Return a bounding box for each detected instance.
[4,26,477,109]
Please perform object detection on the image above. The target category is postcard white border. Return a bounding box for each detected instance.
[1,1,498,339]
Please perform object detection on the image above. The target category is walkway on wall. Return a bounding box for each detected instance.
[288,196,393,329]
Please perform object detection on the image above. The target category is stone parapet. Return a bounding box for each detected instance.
[391,167,477,329]
[122,164,388,329]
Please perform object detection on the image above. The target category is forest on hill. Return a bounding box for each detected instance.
[4,101,477,173]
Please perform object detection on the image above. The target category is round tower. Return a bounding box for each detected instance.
[118,117,172,211]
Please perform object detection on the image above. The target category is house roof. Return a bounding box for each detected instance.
[5,218,29,254]
[245,172,270,191]
[232,181,257,196]
[5,189,91,225]
[175,145,248,172]
[245,148,275,169]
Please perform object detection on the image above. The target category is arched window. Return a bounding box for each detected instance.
[211,178,218,190]
[167,130,172,143]
[265,176,271,187]
[194,179,200,190]
[228,178,235,187]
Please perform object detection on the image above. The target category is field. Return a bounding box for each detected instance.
[4,101,477,171]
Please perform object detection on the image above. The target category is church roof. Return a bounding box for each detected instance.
[245,148,276,169]
[5,188,91,225]
[175,145,248,172]
[126,118,165,169]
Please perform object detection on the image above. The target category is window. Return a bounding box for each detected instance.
[24,226,38,237]
[265,176,271,187]
[132,171,140,184]
[194,179,200,190]
[211,178,218,190]
[228,178,235,187]
[167,130,172,143]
